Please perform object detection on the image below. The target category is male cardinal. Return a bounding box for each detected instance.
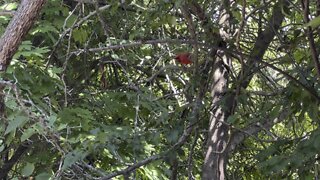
[174,52,193,65]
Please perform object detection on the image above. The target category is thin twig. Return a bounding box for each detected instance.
[0,10,15,16]
[187,128,198,180]
[48,4,111,61]
[260,60,320,101]
[75,39,202,54]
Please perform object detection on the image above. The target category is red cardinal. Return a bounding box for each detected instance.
[174,52,193,65]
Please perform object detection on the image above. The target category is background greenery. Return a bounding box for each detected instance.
[0,0,320,179]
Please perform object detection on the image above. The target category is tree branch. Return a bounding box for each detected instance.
[228,108,290,153]
[73,39,203,54]
[0,10,15,16]
[301,0,320,79]
[0,144,30,179]
[239,0,289,89]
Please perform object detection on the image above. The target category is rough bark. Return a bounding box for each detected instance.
[202,0,289,179]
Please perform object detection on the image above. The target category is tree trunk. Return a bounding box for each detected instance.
[202,1,289,179]
[203,55,232,180]
[0,0,46,71]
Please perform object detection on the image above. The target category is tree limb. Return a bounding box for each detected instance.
[0,144,30,179]
[301,0,320,79]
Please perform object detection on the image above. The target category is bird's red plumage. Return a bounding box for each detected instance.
[174,53,192,65]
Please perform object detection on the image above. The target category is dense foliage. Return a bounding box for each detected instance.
[0,0,320,179]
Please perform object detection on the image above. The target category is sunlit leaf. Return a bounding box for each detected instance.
[304,16,320,28]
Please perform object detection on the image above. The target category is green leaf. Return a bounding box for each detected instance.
[35,172,52,180]
[164,15,176,26]
[21,127,37,142]
[227,114,238,124]
[0,144,5,153]
[33,47,50,56]
[167,129,179,143]
[13,43,50,59]
[58,107,93,131]
[21,162,35,177]
[304,16,320,28]
[31,23,58,34]
[270,105,281,119]
[5,98,17,110]
[47,115,57,128]
[61,150,87,170]
[49,67,63,75]
[64,14,77,28]
[5,131,15,146]
[18,41,33,51]
[57,124,67,131]
[73,28,88,43]
[0,3,18,10]
[5,115,28,135]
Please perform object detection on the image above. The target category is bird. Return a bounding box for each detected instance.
[174,52,193,65]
